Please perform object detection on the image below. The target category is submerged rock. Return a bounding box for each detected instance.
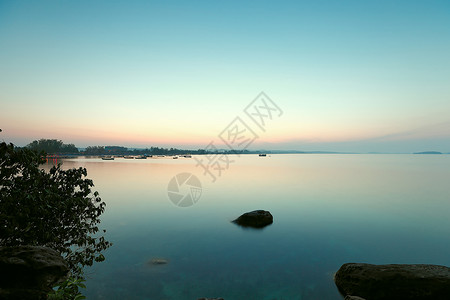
[345,296,367,300]
[335,263,450,300]
[232,210,273,228]
[149,258,168,265]
[0,246,69,300]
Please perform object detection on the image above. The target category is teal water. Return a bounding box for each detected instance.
[54,154,450,300]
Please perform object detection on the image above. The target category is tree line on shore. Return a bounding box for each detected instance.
[24,138,253,155]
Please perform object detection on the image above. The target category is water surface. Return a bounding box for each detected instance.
[53,154,450,299]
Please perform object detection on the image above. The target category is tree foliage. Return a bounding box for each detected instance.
[27,139,79,154]
[0,142,111,275]
[84,146,106,155]
[47,276,87,300]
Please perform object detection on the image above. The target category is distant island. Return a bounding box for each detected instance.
[413,151,443,155]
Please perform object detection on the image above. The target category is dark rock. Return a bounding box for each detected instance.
[232,210,273,228]
[0,246,69,300]
[335,263,450,300]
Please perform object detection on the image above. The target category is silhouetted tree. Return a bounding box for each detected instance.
[0,142,111,276]
[27,139,79,154]
[84,146,106,155]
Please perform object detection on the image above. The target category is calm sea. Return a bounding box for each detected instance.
[49,154,450,300]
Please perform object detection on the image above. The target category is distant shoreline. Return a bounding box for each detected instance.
[44,152,449,158]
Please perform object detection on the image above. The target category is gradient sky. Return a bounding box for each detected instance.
[1,0,449,152]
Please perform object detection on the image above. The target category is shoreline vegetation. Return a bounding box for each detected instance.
[22,139,449,156]
[0,140,111,299]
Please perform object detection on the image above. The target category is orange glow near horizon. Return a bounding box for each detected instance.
[4,119,450,149]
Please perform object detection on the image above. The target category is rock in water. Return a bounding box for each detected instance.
[149,258,168,265]
[232,210,273,228]
[0,246,69,300]
[345,296,367,300]
[335,263,450,300]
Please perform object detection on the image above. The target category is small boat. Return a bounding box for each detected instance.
[124,156,134,159]
[135,155,147,159]
[173,156,178,159]
[259,153,267,157]
[102,156,115,160]
[183,155,192,158]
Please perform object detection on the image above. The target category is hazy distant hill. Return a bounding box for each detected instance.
[413,151,442,154]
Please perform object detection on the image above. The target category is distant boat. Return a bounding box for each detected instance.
[259,153,267,157]
[102,156,114,160]
[135,155,147,159]
[173,156,178,159]
[183,155,192,158]
[124,156,134,159]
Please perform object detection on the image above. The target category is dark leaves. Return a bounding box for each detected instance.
[0,142,111,275]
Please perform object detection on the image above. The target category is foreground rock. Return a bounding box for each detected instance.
[0,246,69,300]
[232,210,273,228]
[335,263,450,300]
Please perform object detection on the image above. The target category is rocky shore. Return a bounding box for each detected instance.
[0,246,69,300]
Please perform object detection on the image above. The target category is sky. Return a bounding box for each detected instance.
[1,0,449,153]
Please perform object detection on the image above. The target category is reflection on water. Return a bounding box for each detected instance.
[47,154,450,299]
